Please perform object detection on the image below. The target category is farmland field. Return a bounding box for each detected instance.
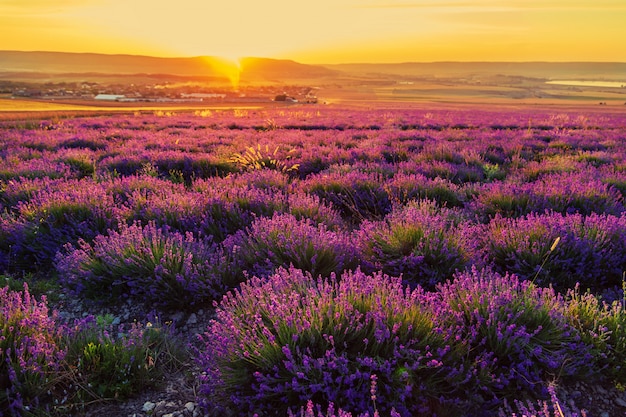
[2,104,626,416]
[0,96,264,117]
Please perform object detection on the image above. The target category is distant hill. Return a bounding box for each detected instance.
[0,51,338,82]
[323,62,626,81]
[239,57,338,82]
[1,51,624,97]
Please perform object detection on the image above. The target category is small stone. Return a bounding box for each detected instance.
[571,390,582,398]
[111,316,121,326]
[187,313,198,325]
[192,409,202,417]
[163,414,174,417]
[600,412,609,417]
[142,401,156,413]
[616,397,626,407]
[185,402,195,412]
[171,311,185,323]
[596,385,608,395]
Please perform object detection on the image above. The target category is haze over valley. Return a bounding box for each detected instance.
[1,51,626,107]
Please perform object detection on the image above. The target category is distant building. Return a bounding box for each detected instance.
[13,89,42,97]
[274,94,297,102]
[95,94,126,101]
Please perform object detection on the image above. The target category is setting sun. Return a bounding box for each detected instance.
[206,56,241,90]
[1,0,625,63]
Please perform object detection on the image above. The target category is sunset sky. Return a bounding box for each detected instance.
[1,0,625,63]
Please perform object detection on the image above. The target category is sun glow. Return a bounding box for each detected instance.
[208,56,241,91]
[1,1,625,63]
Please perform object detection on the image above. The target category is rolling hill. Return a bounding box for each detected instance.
[0,50,338,83]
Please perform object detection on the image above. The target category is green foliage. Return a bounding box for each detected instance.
[1,273,62,302]
[62,315,187,405]
[482,163,506,181]
[1,284,65,415]
[230,144,299,173]
[56,222,223,309]
[168,169,185,184]
[139,162,159,177]
[62,157,96,178]
[565,283,626,384]
[1,283,188,415]
[200,268,461,415]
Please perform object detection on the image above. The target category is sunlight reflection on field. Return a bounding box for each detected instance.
[0,98,261,114]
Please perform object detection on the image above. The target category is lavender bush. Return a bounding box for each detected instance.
[535,172,624,216]
[384,173,464,208]
[564,285,626,384]
[0,283,184,415]
[433,267,596,404]
[286,192,345,230]
[358,200,474,289]
[223,213,359,280]
[471,172,624,221]
[56,221,224,309]
[6,178,120,269]
[0,155,72,181]
[302,170,391,223]
[194,177,290,233]
[1,284,65,415]
[483,211,626,291]
[197,267,465,416]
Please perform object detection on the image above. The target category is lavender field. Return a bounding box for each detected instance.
[2,106,626,416]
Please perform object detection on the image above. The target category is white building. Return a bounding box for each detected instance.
[94,94,126,101]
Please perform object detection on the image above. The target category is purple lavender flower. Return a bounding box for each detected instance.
[482,211,626,291]
[1,284,65,415]
[56,221,224,309]
[302,170,391,223]
[358,200,475,288]
[433,267,596,402]
[222,213,359,280]
[197,267,462,416]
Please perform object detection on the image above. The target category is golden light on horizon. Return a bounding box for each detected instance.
[1,1,625,63]
[207,56,242,91]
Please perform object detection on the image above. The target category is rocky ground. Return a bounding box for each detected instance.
[51,293,216,417]
[51,294,626,417]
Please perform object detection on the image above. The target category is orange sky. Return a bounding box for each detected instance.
[1,0,625,63]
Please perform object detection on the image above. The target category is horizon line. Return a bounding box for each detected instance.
[2,50,626,66]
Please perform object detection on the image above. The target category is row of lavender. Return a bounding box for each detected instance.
[3,110,626,194]
[2,107,626,415]
[4,264,620,416]
[2,109,626,298]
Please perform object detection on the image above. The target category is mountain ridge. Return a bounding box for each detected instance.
[2,50,626,80]
[0,50,338,81]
